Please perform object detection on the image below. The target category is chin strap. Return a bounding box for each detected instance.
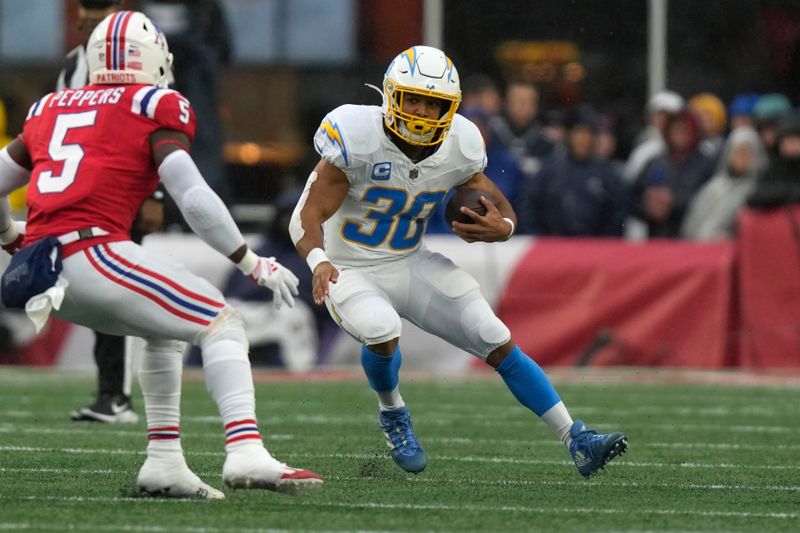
[366,83,391,120]
[364,83,384,105]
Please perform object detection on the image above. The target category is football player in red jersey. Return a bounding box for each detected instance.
[0,11,322,498]
[59,0,161,425]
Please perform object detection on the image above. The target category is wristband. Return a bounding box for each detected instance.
[235,248,259,276]
[306,247,330,272]
[502,217,515,241]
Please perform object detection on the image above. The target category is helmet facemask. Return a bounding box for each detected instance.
[383,81,461,146]
[382,46,462,147]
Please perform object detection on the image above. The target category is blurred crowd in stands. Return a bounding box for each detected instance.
[428,75,800,241]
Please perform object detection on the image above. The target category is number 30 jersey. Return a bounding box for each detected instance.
[21,84,196,247]
[313,105,486,266]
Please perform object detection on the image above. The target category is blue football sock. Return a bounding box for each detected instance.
[495,346,561,417]
[360,345,401,392]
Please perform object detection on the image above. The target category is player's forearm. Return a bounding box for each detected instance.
[289,164,349,269]
[292,209,326,258]
[158,150,245,257]
[290,204,331,273]
[289,175,331,257]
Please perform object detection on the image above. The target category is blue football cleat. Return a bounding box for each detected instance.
[378,406,427,473]
[569,420,628,478]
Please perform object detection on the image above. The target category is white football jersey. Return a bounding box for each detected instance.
[313,105,486,266]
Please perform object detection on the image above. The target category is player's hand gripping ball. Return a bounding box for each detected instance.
[445,188,494,226]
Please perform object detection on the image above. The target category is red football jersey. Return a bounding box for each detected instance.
[21,84,195,253]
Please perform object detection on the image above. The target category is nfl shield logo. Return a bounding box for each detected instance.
[409,168,419,180]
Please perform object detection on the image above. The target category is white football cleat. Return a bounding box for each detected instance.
[222,446,323,494]
[137,453,225,500]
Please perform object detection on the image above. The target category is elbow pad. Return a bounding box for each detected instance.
[158,150,244,256]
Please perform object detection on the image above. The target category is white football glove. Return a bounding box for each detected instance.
[236,250,299,309]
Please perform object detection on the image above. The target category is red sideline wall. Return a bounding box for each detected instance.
[737,207,800,367]
[498,239,737,368]
[3,208,800,368]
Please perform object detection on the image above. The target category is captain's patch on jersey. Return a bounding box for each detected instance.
[371,162,392,180]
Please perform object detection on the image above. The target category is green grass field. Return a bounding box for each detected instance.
[0,367,798,533]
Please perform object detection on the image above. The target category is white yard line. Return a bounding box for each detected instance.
[0,525,394,533]
[2,426,799,452]
[2,446,799,471]
[3,467,797,493]
[305,501,798,520]
[0,522,298,533]
[328,475,800,492]
[0,410,793,434]
[1,403,796,421]
[0,467,125,475]
[0,496,796,520]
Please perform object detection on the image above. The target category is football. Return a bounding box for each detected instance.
[445,188,493,226]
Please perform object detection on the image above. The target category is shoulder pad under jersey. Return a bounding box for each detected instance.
[451,113,487,166]
[313,105,382,170]
[130,86,196,142]
[24,93,56,122]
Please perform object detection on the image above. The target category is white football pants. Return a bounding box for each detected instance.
[326,247,511,359]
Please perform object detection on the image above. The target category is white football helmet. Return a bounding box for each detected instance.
[382,46,462,146]
[86,11,173,87]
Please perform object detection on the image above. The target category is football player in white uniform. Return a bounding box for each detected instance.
[291,46,628,477]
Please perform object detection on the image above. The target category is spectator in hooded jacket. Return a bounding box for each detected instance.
[729,92,761,130]
[623,90,684,184]
[633,108,715,238]
[753,92,793,154]
[517,106,629,236]
[747,112,800,209]
[689,92,727,161]
[681,126,768,240]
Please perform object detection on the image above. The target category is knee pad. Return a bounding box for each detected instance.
[198,306,249,365]
[362,305,402,345]
[338,294,402,345]
[461,299,511,358]
[145,338,187,359]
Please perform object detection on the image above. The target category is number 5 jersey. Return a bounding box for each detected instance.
[313,104,487,267]
[20,84,195,253]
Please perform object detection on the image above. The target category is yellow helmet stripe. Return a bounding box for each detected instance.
[402,47,417,75]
